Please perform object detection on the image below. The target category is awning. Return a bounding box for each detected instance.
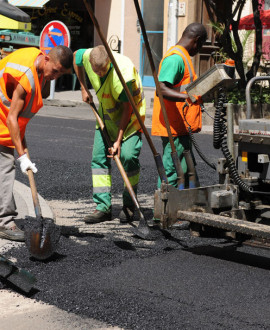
[238,10,270,30]
[0,0,30,22]
[0,0,31,30]
[8,0,50,8]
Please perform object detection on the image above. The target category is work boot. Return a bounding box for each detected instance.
[84,210,112,224]
[0,225,25,242]
[119,206,135,223]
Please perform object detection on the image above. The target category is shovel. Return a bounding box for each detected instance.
[23,145,61,260]
[89,102,153,240]
[83,0,166,239]
[0,254,36,293]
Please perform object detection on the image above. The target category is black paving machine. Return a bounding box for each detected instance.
[154,63,270,247]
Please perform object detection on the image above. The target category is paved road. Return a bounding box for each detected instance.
[1,105,270,330]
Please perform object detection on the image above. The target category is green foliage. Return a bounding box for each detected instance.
[209,21,254,66]
[227,84,270,104]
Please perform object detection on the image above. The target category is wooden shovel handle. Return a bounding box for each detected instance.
[25,147,42,218]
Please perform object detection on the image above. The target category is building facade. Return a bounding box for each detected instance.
[8,0,216,87]
[94,0,216,87]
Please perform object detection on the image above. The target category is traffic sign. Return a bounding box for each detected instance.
[39,20,70,54]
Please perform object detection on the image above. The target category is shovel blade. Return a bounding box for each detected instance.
[24,217,61,261]
[130,225,151,240]
[7,268,36,293]
[130,213,157,240]
[0,255,36,293]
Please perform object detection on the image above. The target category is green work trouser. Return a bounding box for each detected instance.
[158,135,197,189]
[91,129,142,212]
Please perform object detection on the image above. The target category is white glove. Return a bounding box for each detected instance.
[17,153,38,175]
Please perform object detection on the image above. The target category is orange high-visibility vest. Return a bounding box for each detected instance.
[0,47,44,148]
[151,45,202,137]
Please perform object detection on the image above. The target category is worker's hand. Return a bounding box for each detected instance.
[108,141,121,158]
[17,153,38,175]
[186,95,203,105]
[81,89,93,104]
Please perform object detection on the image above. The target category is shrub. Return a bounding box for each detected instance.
[227,84,270,104]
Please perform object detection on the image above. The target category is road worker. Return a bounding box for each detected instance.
[152,23,207,189]
[0,45,73,241]
[73,45,146,224]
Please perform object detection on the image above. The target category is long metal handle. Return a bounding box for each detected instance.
[245,76,270,119]
[133,0,185,188]
[25,146,42,219]
[82,0,168,184]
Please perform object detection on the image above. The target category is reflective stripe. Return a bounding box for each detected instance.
[0,68,11,107]
[92,168,111,175]
[92,172,112,194]
[92,174,111,187]
[4,63,36,119]
[93,186,111,194]
[124,169,140,187]
[169,46,194,91]
[0,89,11,107]
[92,168,112,191]
[6,62,29,74]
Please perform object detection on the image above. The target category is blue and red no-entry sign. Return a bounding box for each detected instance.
[39,20,70,54]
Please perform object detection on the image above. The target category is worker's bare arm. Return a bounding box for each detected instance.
[158,81,188,102]
[73,51,93,103]
[108,102,133,158]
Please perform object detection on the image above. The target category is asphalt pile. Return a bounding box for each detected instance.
[2,225,198,329]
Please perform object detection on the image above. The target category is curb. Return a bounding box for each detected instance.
[0,181,55,249]
[14,180,54,220]
[43,99,84,107]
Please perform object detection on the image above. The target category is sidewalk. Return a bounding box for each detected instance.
[43,87,156,121]
[0,182,54,250]
[43,88,215,131]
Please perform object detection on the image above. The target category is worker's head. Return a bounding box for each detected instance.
[180,23,207,56]
[89,45,111,77]
[43,45,73,80]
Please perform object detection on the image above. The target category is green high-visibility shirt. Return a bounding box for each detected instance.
[159,54,185,86]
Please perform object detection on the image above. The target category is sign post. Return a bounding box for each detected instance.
[39,21,70,100]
